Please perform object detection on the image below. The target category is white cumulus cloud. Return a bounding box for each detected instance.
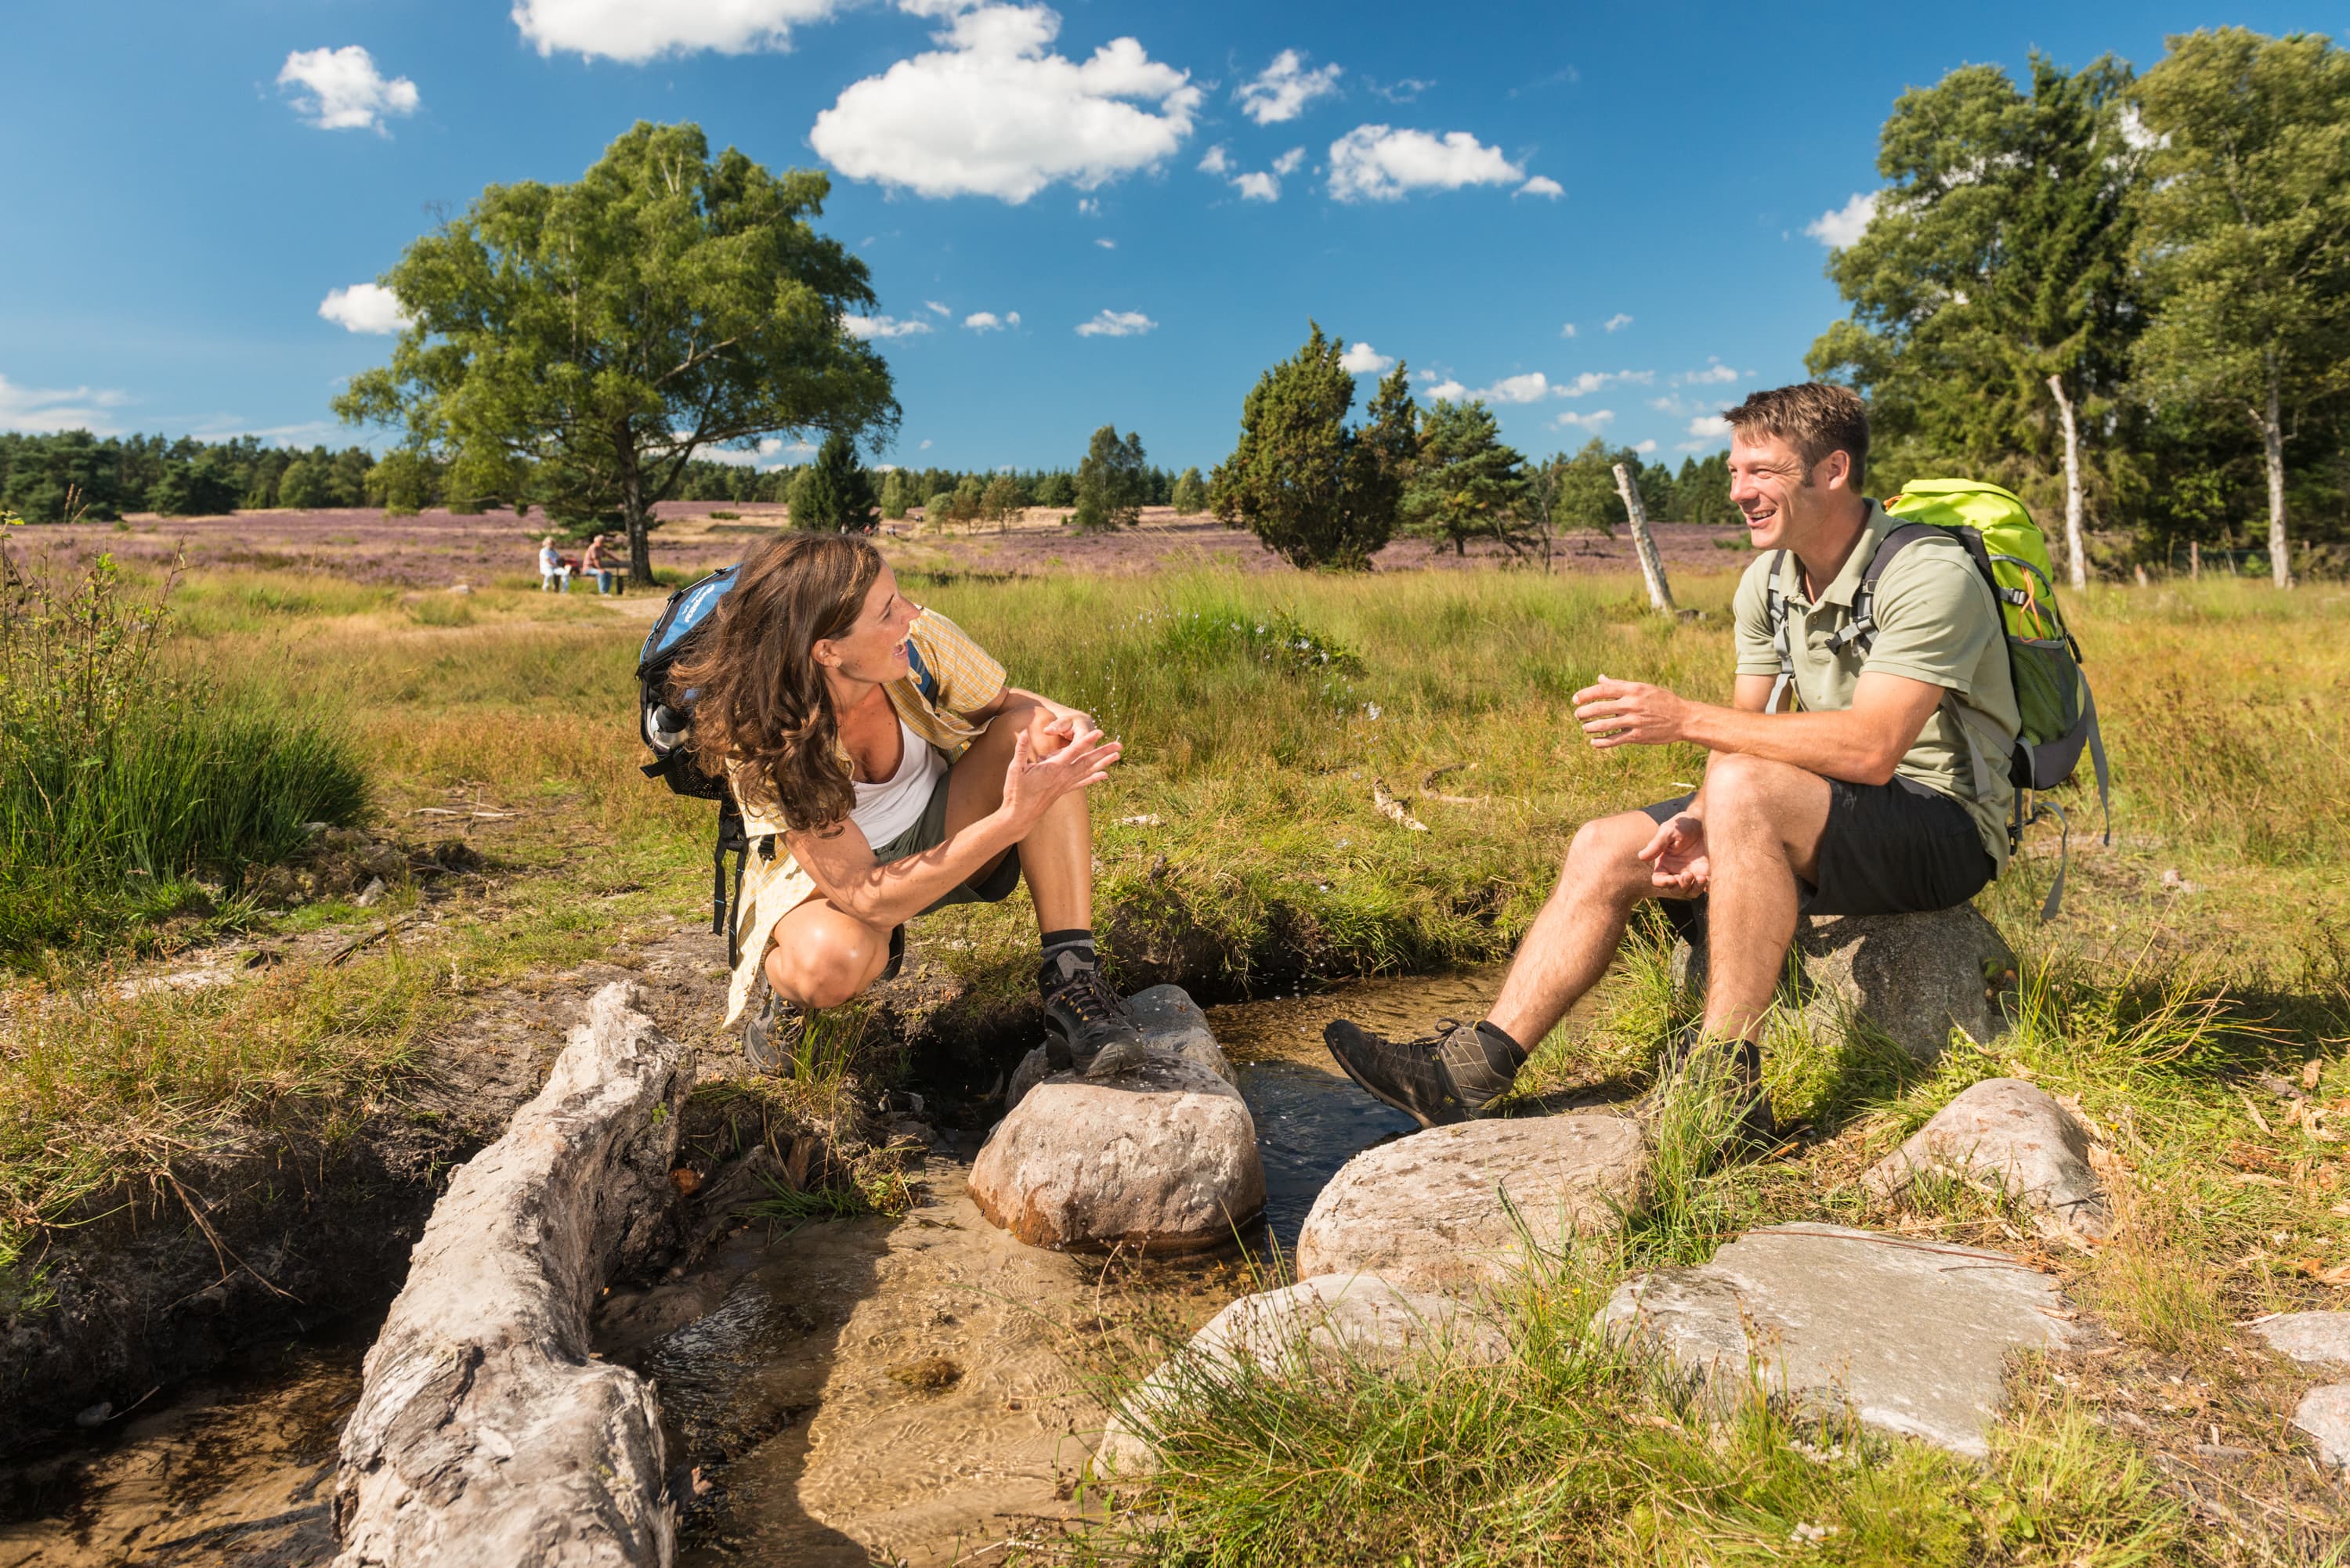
[1805,190,1879,249]
[1340,341,1394,374]
[841,313,935,339]
[1603,313,1632,333]
[1687,414,1732,439]
[1198,143,1230,175]
[1555,369,1650,397]
[1237,49,1342,125]
[0,373,130,435]
[809,4,1200,203]
[1423,378,1466,401]
[963,309,1021,331]
[1555,409,1616,432]
[1632,439,1658,453]
[1076,309,1156,338]
[1326,125,1524,202]
[512,0,848,60]
[1559,322,1577,338]
[1516,175,1564,200]
[1233,171,1279,201]
[1272,146,1305,176]
[277,46,420,132]
[1475,371,1553,404]
[318,282,412,334]
[1676,357,1741,385]
[1094,236,1117,247]
[924,299,951,316]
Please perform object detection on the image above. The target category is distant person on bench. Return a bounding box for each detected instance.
[675,532,1149,1078]
[1325,383,2019,1143]
[583,533,620,595]
[537,536,570,593]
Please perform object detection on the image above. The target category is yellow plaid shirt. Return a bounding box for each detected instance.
[723,609,1007,1027]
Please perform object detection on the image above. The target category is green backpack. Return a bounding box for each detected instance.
[1764,479,2110,916]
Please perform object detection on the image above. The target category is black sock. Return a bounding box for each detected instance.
[1475,1020,1529,1071]
[1038,929,1097,993]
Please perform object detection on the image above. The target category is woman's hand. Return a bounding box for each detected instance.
[999,719,1120,827]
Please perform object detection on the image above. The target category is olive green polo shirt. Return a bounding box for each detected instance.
[1730,502,2020,869]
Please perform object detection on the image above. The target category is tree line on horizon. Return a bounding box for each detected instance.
[7,27,2338,587]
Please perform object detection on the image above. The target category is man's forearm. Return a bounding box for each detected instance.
[1678,703,1907,785]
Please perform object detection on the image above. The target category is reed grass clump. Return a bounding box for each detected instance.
[0,543,368,959]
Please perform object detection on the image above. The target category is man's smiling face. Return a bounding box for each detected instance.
[1727,429,1839,552]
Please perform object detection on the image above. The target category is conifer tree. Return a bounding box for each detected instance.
[1402,399,1532,555]
[1212,324,1416,569]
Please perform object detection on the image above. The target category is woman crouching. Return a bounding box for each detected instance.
[676,532,1147,1076]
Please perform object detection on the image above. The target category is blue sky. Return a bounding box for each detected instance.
[2,1,2341,474]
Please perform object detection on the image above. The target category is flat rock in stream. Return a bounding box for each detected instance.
[1676,907,2018,1063]
[971,985,1264,1253]
[1294,1115,1647,1291]
[1863,1078,2111,1240]
[1096,1272,1509,1478]
[2252,1313,2350,1472]
[1598,1222,2092,1458]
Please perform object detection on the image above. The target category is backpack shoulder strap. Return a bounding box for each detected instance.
[1830,520,1946,658]
[902,636,943,705]
[1762,549,1795,714]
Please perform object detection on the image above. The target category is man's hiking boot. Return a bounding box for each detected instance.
[1322,1017,1527,1129]
[1040,950,1150,1078]
[743,988,807,1076]
[1637,1024,1781,1149]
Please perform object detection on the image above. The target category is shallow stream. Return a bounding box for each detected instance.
[0,970,1503,1567]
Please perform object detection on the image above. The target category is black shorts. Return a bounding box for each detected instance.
[1640,774,1994,924]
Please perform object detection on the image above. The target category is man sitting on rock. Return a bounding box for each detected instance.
[1327,383,2019,1140]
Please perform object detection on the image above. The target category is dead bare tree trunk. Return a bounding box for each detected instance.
[1611,463,1676,615]
[2258,359,2293,590]
[2045,374,2088,590]
[332,984,692,1568]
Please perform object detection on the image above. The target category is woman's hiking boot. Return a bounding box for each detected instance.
[1039,950,1149,1078]
[1637,1024,1781,1149]
[743,988,807,1076]
[1321,1017,1527,1129]
[880,924,906,983]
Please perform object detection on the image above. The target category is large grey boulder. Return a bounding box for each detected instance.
[1096,1272,1508,1477]
[1295,1115,1647,1291]
[1676,907,2018,1062]
[2254,1313,2350,1371]
[971,985,1264,1254]
[2251,1313,2350,1472]
[1598,1222,2092,1459]
[333,983,689,1568]
[2294,1386,2350,1471]
[1862,1078,2111,1240]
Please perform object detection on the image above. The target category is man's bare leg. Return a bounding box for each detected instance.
[1487,808,1672,1050]
[1690,752,1831,1042]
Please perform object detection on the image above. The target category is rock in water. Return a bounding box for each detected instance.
[1096,1272,1508,1477]
[1295,1115,1646,1291]
[1598,1222,2092,1458]
[1863,1078,2111,1240]
[1676,907,2018,1062]
[971,985,1263,1253]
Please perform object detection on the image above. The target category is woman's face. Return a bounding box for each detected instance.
[815,563,919,685]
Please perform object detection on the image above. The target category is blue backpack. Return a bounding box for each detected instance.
[635,566,749,959]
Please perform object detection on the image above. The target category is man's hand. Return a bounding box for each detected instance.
[1574,677,1694,749]
[1636,811,1710,895]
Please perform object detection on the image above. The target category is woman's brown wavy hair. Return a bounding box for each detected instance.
[672,531,884,833]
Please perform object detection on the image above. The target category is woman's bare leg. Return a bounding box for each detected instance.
[763,898,892,1008]
[942,700,1093,933]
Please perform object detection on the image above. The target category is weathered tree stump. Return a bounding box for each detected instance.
[331,983,692,1568]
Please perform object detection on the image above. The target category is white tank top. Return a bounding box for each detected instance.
[850,715,946,847]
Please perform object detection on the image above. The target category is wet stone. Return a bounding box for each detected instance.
[1862,1078,2111,1240]
[971,985,1265,1253]
[1294,1114,1647,1291]
[2294,1386,2350,1471]
[1598,1222,2093,1459]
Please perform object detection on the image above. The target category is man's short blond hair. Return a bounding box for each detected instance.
[1722,383,1870,486]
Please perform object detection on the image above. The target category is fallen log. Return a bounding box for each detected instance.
[331,982,692,1568]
